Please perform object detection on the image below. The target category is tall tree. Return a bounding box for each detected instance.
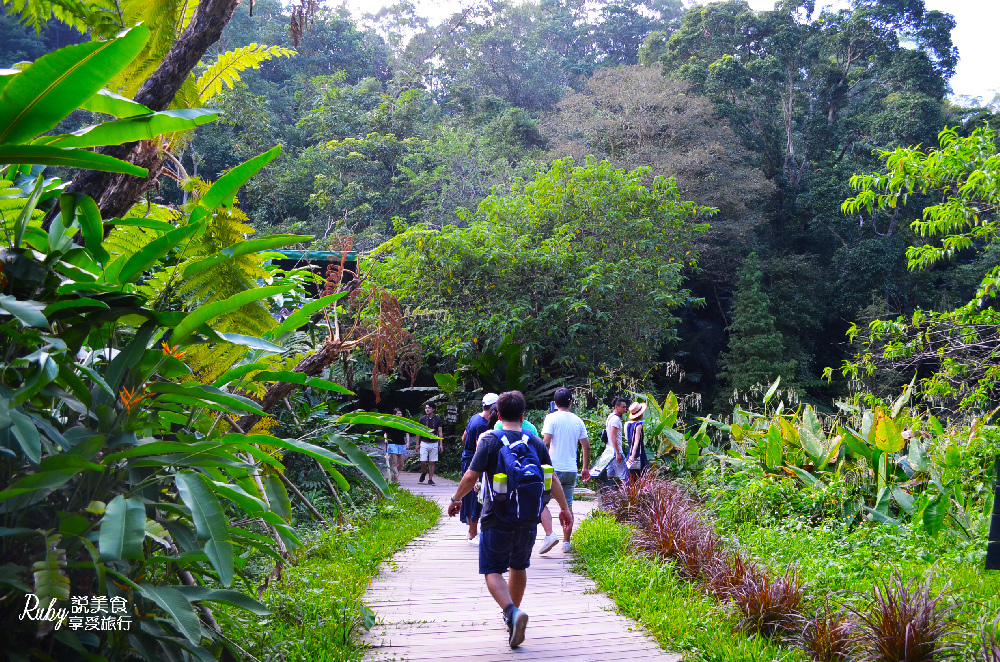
[717,253,797,395]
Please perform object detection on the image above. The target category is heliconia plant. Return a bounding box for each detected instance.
[0,33,428,662]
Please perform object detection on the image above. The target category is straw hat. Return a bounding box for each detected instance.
[628,402,647,420]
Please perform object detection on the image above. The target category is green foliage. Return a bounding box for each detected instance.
[218,487,438,661]
[843,125,1000,410]
[368,157,713,378]
[197,43,296,103]
[575,515,800,662]
[717,253,798,397]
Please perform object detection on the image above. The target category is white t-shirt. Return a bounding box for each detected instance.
[541,409,589,472]
[606,413,623,452]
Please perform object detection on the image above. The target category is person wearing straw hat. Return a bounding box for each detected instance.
[624,401,649,480]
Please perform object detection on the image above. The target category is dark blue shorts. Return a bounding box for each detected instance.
[479,525,537,575]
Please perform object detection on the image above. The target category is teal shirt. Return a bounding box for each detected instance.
[493,419,539,437]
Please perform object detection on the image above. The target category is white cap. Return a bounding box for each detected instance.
[482,392,499,406]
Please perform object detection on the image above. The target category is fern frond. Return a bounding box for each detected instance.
[197,44,296,102]
[0,180,44,240]
[176,0,198,37]
[110,0,184,97]
[104,225,160,263]
[123,201,182,223]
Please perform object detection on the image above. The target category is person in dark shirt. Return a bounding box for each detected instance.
[458,393,498,545]
[448,391,573,649]
[417,403,444,485]
[383,407,410,484]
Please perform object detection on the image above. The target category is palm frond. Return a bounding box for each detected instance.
[197,44,296,102]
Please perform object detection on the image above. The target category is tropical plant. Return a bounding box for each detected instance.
[843,125,1000,412]
[0,25,216,178]
[850,573,962,662]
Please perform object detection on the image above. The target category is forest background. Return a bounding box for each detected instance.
[5,0,997,412]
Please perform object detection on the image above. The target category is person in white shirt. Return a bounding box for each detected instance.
[538,387,590,553]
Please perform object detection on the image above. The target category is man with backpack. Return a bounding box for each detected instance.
[447,390,573,650]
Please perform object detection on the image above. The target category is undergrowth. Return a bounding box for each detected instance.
[574,514,804,662]
[216,487,439,661]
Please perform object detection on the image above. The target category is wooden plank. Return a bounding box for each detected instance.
[361,472,681,662]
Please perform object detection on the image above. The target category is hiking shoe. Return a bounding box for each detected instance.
[562,541,573,553]
[427,478,436,486]
[508,608,528,649]
[418,472,426,483]
[468,533,480,546]
[538,532,560,554]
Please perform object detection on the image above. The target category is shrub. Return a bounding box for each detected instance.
[730,566,806,637]
[852,573,961,662]
[705,551,766,601]
[602,472,659,523]
[798,603,854,662]
[983,618,1000,662]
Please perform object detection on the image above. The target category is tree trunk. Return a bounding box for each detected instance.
[57,0,242,224]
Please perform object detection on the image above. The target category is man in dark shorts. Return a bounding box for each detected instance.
[447,391,573,649]
[417,403,444,485]
[458,393,497,544]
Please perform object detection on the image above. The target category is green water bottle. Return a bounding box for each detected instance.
[542,465,553,492]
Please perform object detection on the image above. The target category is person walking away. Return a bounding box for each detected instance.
[460,393,498,545]
[417,403,444,485]
[539,387,590,553]
[624,402,649,481]
[492,417,539,436]
[592,397,629,499]
[447,391,573,649]
[383,407,410,484]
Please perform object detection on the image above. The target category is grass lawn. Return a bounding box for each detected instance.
[217,486,439,661]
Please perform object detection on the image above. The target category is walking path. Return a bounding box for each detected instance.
[362,472,679,662]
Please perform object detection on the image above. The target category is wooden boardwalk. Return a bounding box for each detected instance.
[362,472,679,662]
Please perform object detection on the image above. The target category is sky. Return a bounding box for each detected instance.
[340,0,999,104]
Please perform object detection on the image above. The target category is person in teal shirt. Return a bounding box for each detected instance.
[493,418,539,436]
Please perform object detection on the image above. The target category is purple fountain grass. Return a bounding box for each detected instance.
[851,572,962,662]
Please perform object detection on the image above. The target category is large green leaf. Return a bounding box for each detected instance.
[46,109,218,148]
[0,143,147,175]
[329,434,388,493]
[922,493,949,536]
[174,472,234,587]
[211,481,266,517]
[253,370,353,395]
[98,495,146,561]
[138,583,202,644]
[265,292,346,340]
[211,361,272,388]
[874,416,905,454]
[216,332,284,353]
[0,294,47,328]
[0,25,150,145]
[0,467,87,501]
[264,474,292,522]
[9,409,41,463]
[764,425,783,470]
[147,382,264,415]
[224,433,349,467]
[183,233,312,277]
[79,88,152,117]
[171,283,293,344]
[173,585,271,616]
[107,220,204,285]
[336,411,432,437]
[200,145,281,209]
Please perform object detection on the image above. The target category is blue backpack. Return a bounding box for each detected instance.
[485,430,545,526]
